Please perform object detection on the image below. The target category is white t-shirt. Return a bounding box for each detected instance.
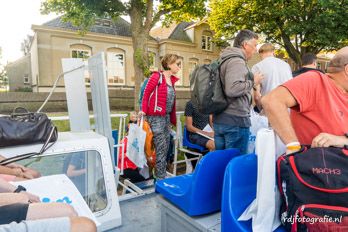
[252,56,292,96]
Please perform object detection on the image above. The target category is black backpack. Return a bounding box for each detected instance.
[189,55,243,114]
[277,146,348,231]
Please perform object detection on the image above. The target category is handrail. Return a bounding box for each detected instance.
[49,113,128,121]
[49,113,128,175]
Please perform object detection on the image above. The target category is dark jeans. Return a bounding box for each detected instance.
[213,123,250,154]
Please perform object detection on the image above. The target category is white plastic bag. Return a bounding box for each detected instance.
[127,118,147,168]
[239,128,285,232]
[247,109,269,154]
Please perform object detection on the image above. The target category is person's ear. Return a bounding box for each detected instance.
[241,41,248,50]
[344,64,348,77]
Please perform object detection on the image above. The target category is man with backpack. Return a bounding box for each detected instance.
[213,29,264,154]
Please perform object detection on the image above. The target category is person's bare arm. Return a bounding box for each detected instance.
[0,193,30,206]
[185,116,213,138]
[67,165,86,177]
[0,178,40,203]
[261,86,298,145]
[0,165,23,177]
[253,84,262,110]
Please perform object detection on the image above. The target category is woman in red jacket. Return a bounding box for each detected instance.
[141,54,180,179]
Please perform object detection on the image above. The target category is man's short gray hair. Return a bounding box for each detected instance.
[233,29,259,48]
[327,46,348,73]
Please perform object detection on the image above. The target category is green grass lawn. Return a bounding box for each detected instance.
[48,111,186,133]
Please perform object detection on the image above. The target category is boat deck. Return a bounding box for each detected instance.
[108,191,221,232]
[108,192,161,232]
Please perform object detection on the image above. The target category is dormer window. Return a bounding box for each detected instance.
[201,31,213,51]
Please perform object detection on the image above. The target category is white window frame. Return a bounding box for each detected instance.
[107,52,126,85]
[70,48,91,84]
[202,35,213,51]
[23,75,29,84]
[188,59,199,78]
[176,58,184,86]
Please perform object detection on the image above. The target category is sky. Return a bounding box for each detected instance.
[0,0,58,64]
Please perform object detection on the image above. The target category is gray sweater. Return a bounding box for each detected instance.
[214,47,253,127]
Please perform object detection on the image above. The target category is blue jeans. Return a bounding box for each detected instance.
[213,123,250,154]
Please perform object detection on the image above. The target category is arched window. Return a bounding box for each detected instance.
[188,58,199,77]
[176,57,184,86]
[70,44,92,84]
[106,48,126,85]
[201,31,213,51]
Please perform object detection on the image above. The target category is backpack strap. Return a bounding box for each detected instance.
[217,54,250,103]
[219,54,245,67]
[154,72,163,112]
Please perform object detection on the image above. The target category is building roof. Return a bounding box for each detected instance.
[43,17,197,43]
[43,16,132,37]
[150,22,194,42]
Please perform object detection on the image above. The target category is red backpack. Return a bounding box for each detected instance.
[277,146,348,231]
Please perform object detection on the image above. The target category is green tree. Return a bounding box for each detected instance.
[208,0,348,66]
[41,0,206,109]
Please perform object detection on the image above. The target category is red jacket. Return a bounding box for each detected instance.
[141,71,179,125]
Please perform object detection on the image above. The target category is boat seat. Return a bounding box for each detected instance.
[183,126,206,152]
[156,148,240,216]
[221,153,286,232]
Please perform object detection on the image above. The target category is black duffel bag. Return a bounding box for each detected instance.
[0,107,57,147]
[277,146,348,231]
[0,107,57,165]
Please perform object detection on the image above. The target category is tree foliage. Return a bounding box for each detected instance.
[41,0,207,109]
[21,35,34,56]
[208,0,348,65]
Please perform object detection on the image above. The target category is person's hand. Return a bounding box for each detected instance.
[138,111,146,117]
[22,192,40,203]
[14,168,34,179]
[253,72,264,86]
[311,133,347,148]
[7,163,27,172]
[21,171,34,179]
[13,168,23,177]
[204,131,214,138]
